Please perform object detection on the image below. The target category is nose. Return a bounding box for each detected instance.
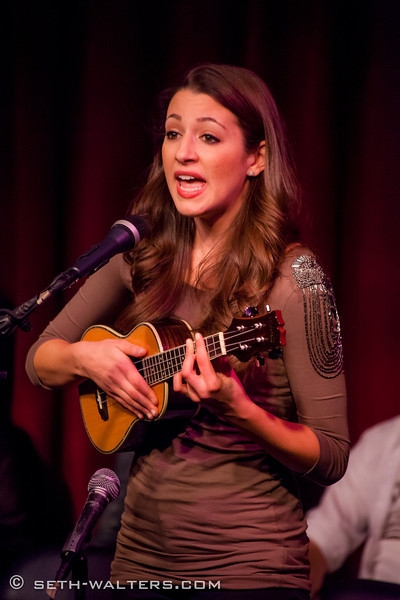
[175,134,197,164]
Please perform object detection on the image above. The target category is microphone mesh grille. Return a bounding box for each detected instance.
[88,468,121,500]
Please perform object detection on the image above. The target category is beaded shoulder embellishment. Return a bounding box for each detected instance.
[292,255,343,378]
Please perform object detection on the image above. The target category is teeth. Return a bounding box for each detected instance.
[178,175,195,181]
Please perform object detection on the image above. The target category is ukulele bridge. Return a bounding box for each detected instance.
[95,387,109,421]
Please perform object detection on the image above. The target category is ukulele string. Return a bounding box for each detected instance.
[132,324,276,386]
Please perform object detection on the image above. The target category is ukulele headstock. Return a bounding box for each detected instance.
[227,308,286,362]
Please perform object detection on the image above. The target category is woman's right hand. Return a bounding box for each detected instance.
[34,338,159,420]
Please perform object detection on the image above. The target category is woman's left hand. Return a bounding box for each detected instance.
[173,332,247,418]
[174,333,321,473]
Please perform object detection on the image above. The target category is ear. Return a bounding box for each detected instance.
[247,141,266,177]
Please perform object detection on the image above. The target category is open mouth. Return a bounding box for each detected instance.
[177,175,205,192]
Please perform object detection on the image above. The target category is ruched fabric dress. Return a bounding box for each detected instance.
[26,246,349,592]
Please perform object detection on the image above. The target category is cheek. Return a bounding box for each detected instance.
[213,155,248,187]
[161,148,174,181]
[161,145,168,169]
[209,152,237,174]
[161,140,174,164]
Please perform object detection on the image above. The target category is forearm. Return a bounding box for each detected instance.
[33,339,87,388]
[177,334,321,473]
[227,393,320,474]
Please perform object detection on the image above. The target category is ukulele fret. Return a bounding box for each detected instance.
[142,333,226,386]
[205,333,226,360]
[143,345,187,386]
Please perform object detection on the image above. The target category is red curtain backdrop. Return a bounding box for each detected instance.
[1,0,399,516]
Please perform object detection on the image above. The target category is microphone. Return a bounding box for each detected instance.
[48,468,120,598]
[0,214,150,336]
[69,214,149,279]
[43,214,150,296]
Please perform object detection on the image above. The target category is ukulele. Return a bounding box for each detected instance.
[79,309,286,453]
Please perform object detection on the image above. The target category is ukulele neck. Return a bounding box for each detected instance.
[141,332,226,387]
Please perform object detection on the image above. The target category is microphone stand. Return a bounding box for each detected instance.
[47,549,88,600]
[0,267,82,337]
[71,553,88,600]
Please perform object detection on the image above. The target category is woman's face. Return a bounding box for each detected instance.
[162,89,260,230]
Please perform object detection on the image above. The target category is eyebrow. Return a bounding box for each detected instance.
[165,114,227,130]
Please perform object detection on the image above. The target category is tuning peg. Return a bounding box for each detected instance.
[243,306,258,317]
[256,353,265,367]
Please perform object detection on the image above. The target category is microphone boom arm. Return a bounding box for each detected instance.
[0,266,93,337]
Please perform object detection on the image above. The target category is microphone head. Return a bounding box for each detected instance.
[112,214,150,250]
[124,214,150,239]
[88,468,120,501]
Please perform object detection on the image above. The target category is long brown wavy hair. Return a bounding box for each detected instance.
[117,63,302,335]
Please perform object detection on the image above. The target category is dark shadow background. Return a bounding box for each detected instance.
[0,0,399,523]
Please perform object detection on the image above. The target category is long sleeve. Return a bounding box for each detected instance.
[266,251,350,486]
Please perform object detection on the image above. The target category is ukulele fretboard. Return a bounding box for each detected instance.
[141,333,226,386]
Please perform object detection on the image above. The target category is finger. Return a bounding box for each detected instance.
[105,364,159,417]
[127,372,159,405]
[192,333,219,381]
[114,339,148,357]
[126,342,148,357]
[173,371,184,393]
[186,382,200,403]
[194,333,213,366]
[126,375,160,413]
[110,348,159,406]
[112,386,159,420]
[180,338,197,379]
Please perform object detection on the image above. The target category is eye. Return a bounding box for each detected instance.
[201,133,219,144]
[165,130,179,140]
